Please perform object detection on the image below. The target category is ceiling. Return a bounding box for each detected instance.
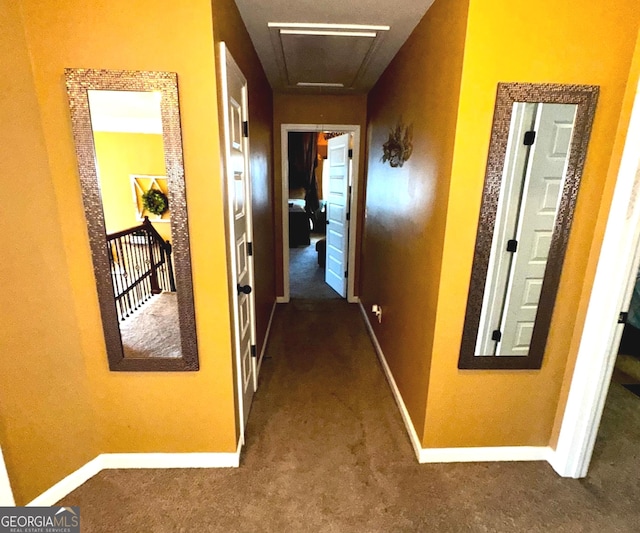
[233,0,436,94]
[87,90,163,134]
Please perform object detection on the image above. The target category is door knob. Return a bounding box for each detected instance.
[237,284,252,295]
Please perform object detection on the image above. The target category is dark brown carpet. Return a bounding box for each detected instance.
[60,300,640,532]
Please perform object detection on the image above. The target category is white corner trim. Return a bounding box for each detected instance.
[27,456,104,507]
[358,302,554,466]
[27,440,242,507]
[358,301,425,461]
[0,446,16,506]
[276,296,288,304]
[257,300,277,375]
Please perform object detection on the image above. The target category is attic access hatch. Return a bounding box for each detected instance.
[268,23,390,91]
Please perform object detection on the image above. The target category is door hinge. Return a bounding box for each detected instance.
[242,121,249,138]
[523,131,536,146]
[491,330,502,342]
[344,271,348,278]
[506,239,518,252]
[247,242,253,256]
[346,212,350,221]
[619,312,629,324]
[251,344,257,358]
[348,148,353,159]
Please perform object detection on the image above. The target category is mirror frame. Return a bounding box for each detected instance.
[459,82,599,370]
[65,68,198,371]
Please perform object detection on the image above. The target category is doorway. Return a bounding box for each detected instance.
[280,124,361,303]
[553,75,640,478]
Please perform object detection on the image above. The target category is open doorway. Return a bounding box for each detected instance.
[590,238,640,477]
[280,124,360,303]
[287,131,338,300]
[613,262,640,389]
[553,76,640,478]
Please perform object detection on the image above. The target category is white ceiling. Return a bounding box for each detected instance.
[233,0,436,93]
[87,90,163,134]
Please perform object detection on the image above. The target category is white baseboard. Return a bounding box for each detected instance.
[257,300,277,375]
[358,302,553,467]
[0,446,16,506]
[358,302,425,461]
[276,296,287,304]
[419,446,552,463]
[27,440,241,507]
[100,450,240,470]
[28,456,103,507]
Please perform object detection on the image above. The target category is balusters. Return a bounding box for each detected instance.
[106,218,177,322]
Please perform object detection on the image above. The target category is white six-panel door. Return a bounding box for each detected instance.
[498,103,577,355]
[325,134,350,297]
[221,43,257,431]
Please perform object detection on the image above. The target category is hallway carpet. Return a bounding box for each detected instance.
[289,235,340,299]
[60,300,640,532]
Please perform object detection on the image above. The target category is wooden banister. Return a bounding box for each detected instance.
[106,217,176,320]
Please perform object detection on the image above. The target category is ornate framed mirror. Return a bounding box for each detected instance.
[65,68,198,371]
[459,82,599,370]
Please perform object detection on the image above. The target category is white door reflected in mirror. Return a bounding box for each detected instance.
[476,102,577,357]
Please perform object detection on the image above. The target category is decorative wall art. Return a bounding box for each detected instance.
[131,175,170,221]
[382,119,413,168]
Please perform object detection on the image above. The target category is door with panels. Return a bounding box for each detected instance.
[499,103,577,355]
[325,133,350,297]
[221,43,257,430]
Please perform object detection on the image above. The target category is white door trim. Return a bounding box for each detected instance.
[280,124,360,303]
[552,76,640,478]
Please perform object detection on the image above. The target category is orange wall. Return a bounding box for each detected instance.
[0,1,98,504]
[273,94,368,295]
[361,0,469,437]
[94,132,171,242]
[425,0,640,447]
[3,0,239,503]
[211,0,275,357]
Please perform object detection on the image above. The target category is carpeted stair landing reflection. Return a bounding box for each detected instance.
[60,299,640,532]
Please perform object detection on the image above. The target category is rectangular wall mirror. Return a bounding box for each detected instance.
[65,68,198,371]
[459,83,599,370]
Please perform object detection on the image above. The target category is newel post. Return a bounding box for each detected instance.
[143,217,161,294]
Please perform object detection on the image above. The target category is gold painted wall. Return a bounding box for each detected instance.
[273,94,368,296]
[211,0,275,359]
[1,0,241,503]
[0,0,98,504]
[93,132,171,242]
[425,0,640,447]
[361,0,470,437]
